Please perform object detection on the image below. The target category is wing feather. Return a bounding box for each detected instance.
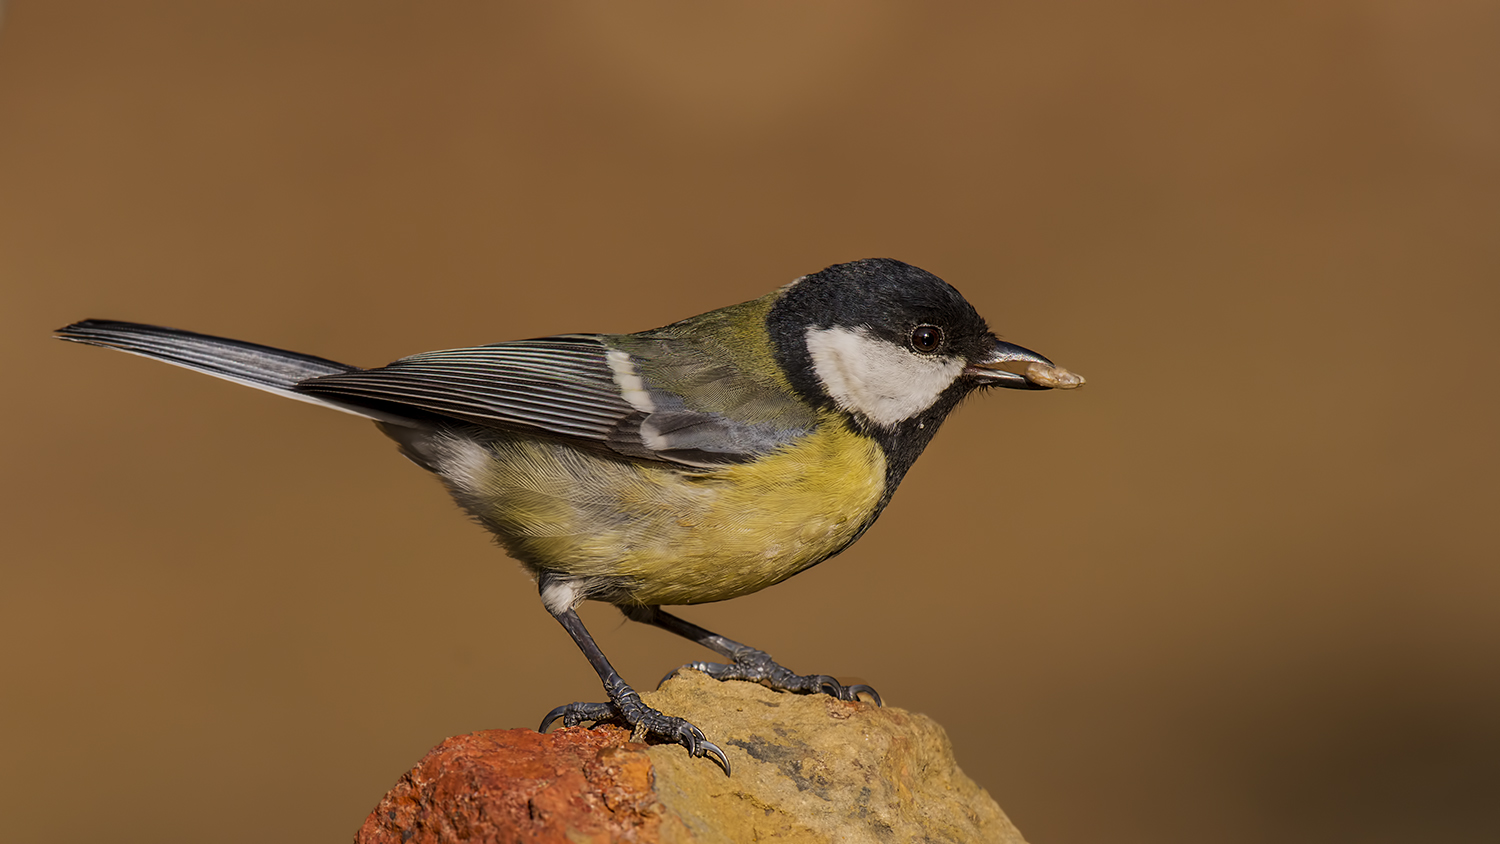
[297,336,635,441]
[296,333,814,468]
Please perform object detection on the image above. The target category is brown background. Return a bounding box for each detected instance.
[3,3,1497,843]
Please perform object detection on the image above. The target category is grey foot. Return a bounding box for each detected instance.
[663,648,882,706]
[538,692,730,775]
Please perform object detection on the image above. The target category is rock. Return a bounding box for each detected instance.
[357,671,1027,844]
[355,724,662,843]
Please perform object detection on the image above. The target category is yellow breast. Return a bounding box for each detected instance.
[436,413,887,606]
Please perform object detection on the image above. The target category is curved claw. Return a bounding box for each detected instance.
[539,701,623,732]
[698,739,731,775]
[811,675,843,696]
[538,704,571,733]
[807,674,881,705]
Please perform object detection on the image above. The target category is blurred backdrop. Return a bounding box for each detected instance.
[3,3,1497,843]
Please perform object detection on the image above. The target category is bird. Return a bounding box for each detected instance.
[56,257,1083,774]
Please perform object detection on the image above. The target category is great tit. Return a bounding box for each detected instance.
[57,258,1082,774]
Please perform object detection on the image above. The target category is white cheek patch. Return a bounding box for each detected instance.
[804,326,965,427]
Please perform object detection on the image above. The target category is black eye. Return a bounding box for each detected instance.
[909,325,944,353]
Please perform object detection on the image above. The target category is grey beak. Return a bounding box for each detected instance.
[966,338,1086,390]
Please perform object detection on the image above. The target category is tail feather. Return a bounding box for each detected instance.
[55,319,411,424]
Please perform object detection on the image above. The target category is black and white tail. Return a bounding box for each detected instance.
[55,319,402,422]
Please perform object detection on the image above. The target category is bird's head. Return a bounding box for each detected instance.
[768,258,1082,442]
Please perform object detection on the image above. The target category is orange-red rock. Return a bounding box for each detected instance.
[356,725,663,844]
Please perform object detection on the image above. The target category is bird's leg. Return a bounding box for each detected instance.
[627,606,881,706]
[537,600,729,774]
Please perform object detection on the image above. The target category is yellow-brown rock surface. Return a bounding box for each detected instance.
[358,671,1026,844]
